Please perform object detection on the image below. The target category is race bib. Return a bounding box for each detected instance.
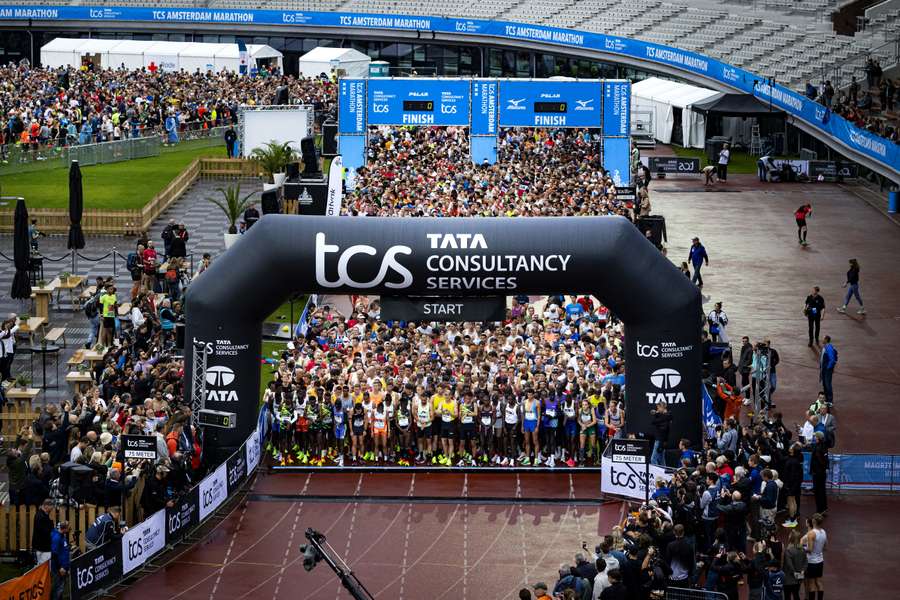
[564,408,575,418]
[462,415,474,424]
[481,416,492,426]
[442,413,452,422]
[545,409,556,417]
[525,411,536,421]
[398,417,409,427]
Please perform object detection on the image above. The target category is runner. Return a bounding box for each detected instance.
[562,392,579,467]
[332,393,347,467]
[395,395,413,464]
[458,392,478,466]
[350,402,366,464]
[414,385,433,464]
[794,203,812,246]
[370,401,390,462]
[437,390,458,466]
[542,389,560,468]
[479,394,495,465]
[503,394,520,467]
[521,389,541,466]
[578,399,598,465]
[803,514,827,600]
[605,399,625,440]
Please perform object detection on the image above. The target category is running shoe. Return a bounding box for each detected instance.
[547,455,556,468]
[432,455,439,465]
[482,454,489,464]
[457,459,467,467]
[858,308,866,315]
[565,458,576,468]
[470,458,478,467]
[518,455,528,463]
[501,457,510,467]
[336,455,344,467]
[522,457,531,466]
[837,305,846,314]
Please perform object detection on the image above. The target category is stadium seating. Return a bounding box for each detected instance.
[14,0,897,91]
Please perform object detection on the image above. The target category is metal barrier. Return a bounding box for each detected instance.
[666,586,728,600]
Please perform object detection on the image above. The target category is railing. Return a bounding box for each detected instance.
[0,479,145,555]
[666,587,728,600]
[0,157,258,235]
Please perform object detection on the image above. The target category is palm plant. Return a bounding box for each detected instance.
[250,140,296,182]
[207,183,256,234]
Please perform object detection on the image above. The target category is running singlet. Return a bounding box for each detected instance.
[461,405,475,424]
[544,398,558,420]
[480,407,493,426]
[505,404,519,424]
[397,409,410,428]
[417,403,431,425]
[607,409,622,428]
[352,413,365,428]
[563,401,576,419]
[580,410,593,424]
[441,400,456,422]
[524,401,538,422]
[333,406,344,425]
[373,412,387,433]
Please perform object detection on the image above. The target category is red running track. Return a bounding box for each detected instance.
[122,470,621,600]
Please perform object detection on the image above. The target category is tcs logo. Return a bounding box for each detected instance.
[636,342,659,358]
[609,466,646,490]
[128,538,143,561]
[315,232,413,290]
[76,566,94,588]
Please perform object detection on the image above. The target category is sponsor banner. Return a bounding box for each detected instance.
[602,137,631,186]
[648,156,700,174]
[0,6,896,172]
[1,562,50,600]
[190,335,253,441]
[603,81,630,137]
[71,542,122,600]
[199,463,229,521]
[808,160,858,180]
[246,421,262,473]
[471,80,498,136]
[614,186,636,202]
[227,443,248,492]
[601,453,674,501]
[610,438,650,465]
[121,509,166,576]
[367,78,470,126]
[380,295,506,322]
[498,80,602,128]
[833,454,899,491]
[772,159,809,176]
[338,79,366,134]
[325,155,344,217]
[122,434,157,460]
[165,486,200,544]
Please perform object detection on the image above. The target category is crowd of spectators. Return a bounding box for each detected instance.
[0,62,335,153]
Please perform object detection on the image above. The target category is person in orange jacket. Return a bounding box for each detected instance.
[716,378,745,421]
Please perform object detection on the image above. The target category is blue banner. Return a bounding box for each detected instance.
[498,80,602,128]
[603,80,630,137]
[471,79,498,136]
[367,78,470,126]
[834,454,899,491]
[602,137,631,186]
[4,5,897,175]
[338,78,366,134]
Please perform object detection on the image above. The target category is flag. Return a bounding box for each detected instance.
[294,294,317,337]
[702,383,722,438]
[237,39,249,75]
[325,155,344,216]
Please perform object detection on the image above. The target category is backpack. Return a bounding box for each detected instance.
[84,294,99,318]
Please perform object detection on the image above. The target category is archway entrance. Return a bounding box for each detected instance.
[185,215,702,462]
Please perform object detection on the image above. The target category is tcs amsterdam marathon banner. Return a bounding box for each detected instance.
[0,561,50,600]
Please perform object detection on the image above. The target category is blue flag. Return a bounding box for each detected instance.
[294,295,317,337]
[702,384,722,438]
[237,39,249,75]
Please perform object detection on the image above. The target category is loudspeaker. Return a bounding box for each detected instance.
[261,189,280,214]
[274,85,289,105]
[58,461,79,491]
[175,322,185,349]
[293,179,329,215]
[322,122,338,157]
[300,136,320,177]
[286,161,301,180]
[69,464,94,504]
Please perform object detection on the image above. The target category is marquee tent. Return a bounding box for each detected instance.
[40,38,283,73]
[296,47,371,78]
[631,77,719,148]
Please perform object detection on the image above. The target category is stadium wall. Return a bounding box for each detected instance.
[1,5,898,180]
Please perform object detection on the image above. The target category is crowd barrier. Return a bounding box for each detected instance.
[68,405,268,599]
[0,6,896,176]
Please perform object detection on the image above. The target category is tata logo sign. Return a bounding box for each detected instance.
[609,465,646,490]
[206,366,238,403]
[372,104,389,113]
[315,232,413,289]
[647,368,685,404]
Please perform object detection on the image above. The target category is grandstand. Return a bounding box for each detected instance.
[13,0,896,91]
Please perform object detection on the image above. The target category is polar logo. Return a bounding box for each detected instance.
[506,98,526,110]
[315,232,413,289]
[206,366,235,387]
[647,368,686,404]
[650,368,681,389]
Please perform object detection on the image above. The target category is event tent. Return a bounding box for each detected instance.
[296,47,371,78]
[631,77,719,148]
[690,93,782,117]
[40,38,283,73]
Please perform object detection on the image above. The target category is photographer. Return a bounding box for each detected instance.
[716,488,749,553]
[710,551,750,600]
[85,506,125,551]
[140,463,175,514]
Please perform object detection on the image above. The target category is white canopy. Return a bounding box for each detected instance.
[297,47,371,78]
[631,77,719,148]
[40,38,283,73]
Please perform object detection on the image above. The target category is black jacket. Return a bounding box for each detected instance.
[651,411,673,446]
[783,454,804,496]
[32,509,53,552]
[665,537,695,577]
[738,343,753,374]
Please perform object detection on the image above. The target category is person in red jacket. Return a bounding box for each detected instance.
[794,203,812,246]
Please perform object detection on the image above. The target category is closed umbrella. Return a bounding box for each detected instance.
[67,160,85,252]
[11,198,32,300]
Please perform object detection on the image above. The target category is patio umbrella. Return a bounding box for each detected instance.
[67,160,85,251]
[11,198,32,300]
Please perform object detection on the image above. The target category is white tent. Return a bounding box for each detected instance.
[40,38,283,73]
[631,77,719,148]
[297,47,371,79]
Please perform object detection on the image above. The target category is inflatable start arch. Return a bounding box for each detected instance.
[184,215,703,462]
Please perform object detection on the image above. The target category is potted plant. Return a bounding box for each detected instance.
[250,140,295,184]
[206,183,257,249]
[37,279,47,288]
[76,363,88,375]
[59,271,70,284]
[14,374,31,390]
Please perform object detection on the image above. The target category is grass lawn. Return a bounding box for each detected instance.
[669,145,760,174]
[0,139,222,210]
[260,339,288,402]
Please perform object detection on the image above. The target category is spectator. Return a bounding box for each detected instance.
[717,143,730,182]
[532,581,552,600]
[599,569,625,600]
[837,258,864,315]
[819,336,837,404]
[50,522,70,600]
[810,436,829,514]
[782,531,807,600]
[32,498,54,565]
[803,287,825,347]
[85,506,123,550]
[592,558,610,600]
[688,237,709,288]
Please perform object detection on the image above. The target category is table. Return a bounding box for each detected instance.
[18,317,47,344]
[65,371,93,393]
[24,344,60,390]
[5,387,41,403]
[30,281,58,320]
[81,348,106,368]
[52,276,86,310]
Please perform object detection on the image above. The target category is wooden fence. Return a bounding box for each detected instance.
[0,400,41,444]
[0,479,145,554]
[0,158,259,235]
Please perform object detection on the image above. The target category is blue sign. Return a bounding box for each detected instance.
[366,78,470,126]
[12,6,895,174]
[498,80,602,128]
[471,80,498,136]
[338,78,366,134]
[603,80,630,137]
[602,137,631,186]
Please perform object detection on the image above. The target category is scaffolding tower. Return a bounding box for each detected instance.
[190,340,208,430]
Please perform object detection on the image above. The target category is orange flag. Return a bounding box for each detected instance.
[0,561,51,600]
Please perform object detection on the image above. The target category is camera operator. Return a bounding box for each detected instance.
[141,462,175,514]
[639,545,670,599]
[85,506,126,551]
